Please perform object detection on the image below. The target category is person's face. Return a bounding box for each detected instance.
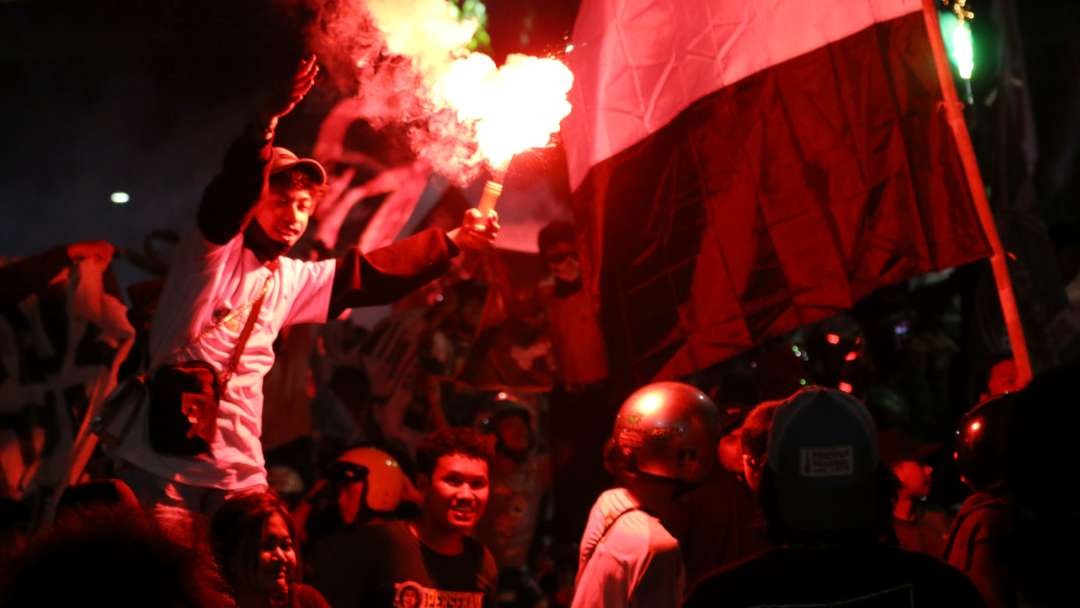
[892,460,933,498]
[421,454,490,533]
[717,431,744,474]
[461,298,485,329]
[253,185,315,247]
[544,242,581,282]
[497,416,531,453]
[255,513,297,596]
[742,452,763,492]
[337,479,365,525]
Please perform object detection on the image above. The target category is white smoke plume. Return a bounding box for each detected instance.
[297,0,571,186]
[296,0,483,184]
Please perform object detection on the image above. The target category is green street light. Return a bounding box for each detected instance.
[939,10,975,80]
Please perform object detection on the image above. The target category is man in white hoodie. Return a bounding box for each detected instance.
[571,382,720,607]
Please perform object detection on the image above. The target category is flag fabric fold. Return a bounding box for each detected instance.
[564,0,991,382]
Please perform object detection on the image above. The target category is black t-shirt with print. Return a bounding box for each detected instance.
[685,543,985,607]
[293,583,330,608]
[308,520,498,608]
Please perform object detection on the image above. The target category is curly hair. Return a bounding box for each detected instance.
[269,168,328,199]
[415,427,494,478]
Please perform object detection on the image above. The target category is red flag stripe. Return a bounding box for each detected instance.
[570,11,990,382]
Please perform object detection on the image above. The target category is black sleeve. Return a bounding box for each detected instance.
[307,527,375,608]
[0,246,71,307]
[328,228,459,318]
[196,122,275,244]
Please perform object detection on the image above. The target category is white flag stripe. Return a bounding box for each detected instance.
[564,0,922,190]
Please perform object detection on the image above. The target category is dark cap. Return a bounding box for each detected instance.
[767,387,879,531]
[270,147,327,186]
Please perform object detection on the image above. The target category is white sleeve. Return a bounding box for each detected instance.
[630,544,686,608]
[571,550,632,608]
[280,258,337,327]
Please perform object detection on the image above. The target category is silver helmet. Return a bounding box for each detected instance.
[609,382,720,483]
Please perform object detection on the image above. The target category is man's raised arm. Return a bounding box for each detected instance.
[197,56,319,244]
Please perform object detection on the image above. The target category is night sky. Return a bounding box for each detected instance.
[0,0,578,275]
[1,1,313,265]
[3,0,1077,271]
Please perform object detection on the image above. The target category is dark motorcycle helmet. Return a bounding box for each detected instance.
[606,382,721,483]
[474,393,535,457]
[954,391,1020,491]
[329,447,409,513]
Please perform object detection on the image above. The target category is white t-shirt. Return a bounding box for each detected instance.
[115,228,335,490]
[572,488,686,608]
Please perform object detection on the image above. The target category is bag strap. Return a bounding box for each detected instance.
[219,267,274,385]
[577,505,642,579]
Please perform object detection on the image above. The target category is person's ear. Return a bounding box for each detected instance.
[602,438,616,475]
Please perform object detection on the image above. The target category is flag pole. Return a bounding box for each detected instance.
[921,0,1032,385]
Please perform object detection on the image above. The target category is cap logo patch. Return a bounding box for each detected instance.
[799,446,854,477]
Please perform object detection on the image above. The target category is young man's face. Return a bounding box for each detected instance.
[337,478,366,525]
[421,453,490,533]
[742,452,764,492]
[543,241,581,283]
[497,416,531,454]
[253,185,315,247]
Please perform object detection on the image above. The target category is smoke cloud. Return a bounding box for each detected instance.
[297,0,571,186]
[297,0,483,184]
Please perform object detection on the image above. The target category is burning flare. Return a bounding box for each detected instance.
[364,0,574,176]
[437,53,573,172]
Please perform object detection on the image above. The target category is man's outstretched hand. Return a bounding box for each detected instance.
[259,54,319,128]
[448,209,500,252]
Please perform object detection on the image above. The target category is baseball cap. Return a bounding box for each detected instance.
[766,387,879,531]
[270,147,327,185]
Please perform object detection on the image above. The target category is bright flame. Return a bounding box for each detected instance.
[363,0,573,175]
[438,53,573,170]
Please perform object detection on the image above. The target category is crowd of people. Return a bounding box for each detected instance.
[1,55,1077,607]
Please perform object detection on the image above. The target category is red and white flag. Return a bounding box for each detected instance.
[563,0,991,381]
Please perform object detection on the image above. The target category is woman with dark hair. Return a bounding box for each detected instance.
[211,492,329,608]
